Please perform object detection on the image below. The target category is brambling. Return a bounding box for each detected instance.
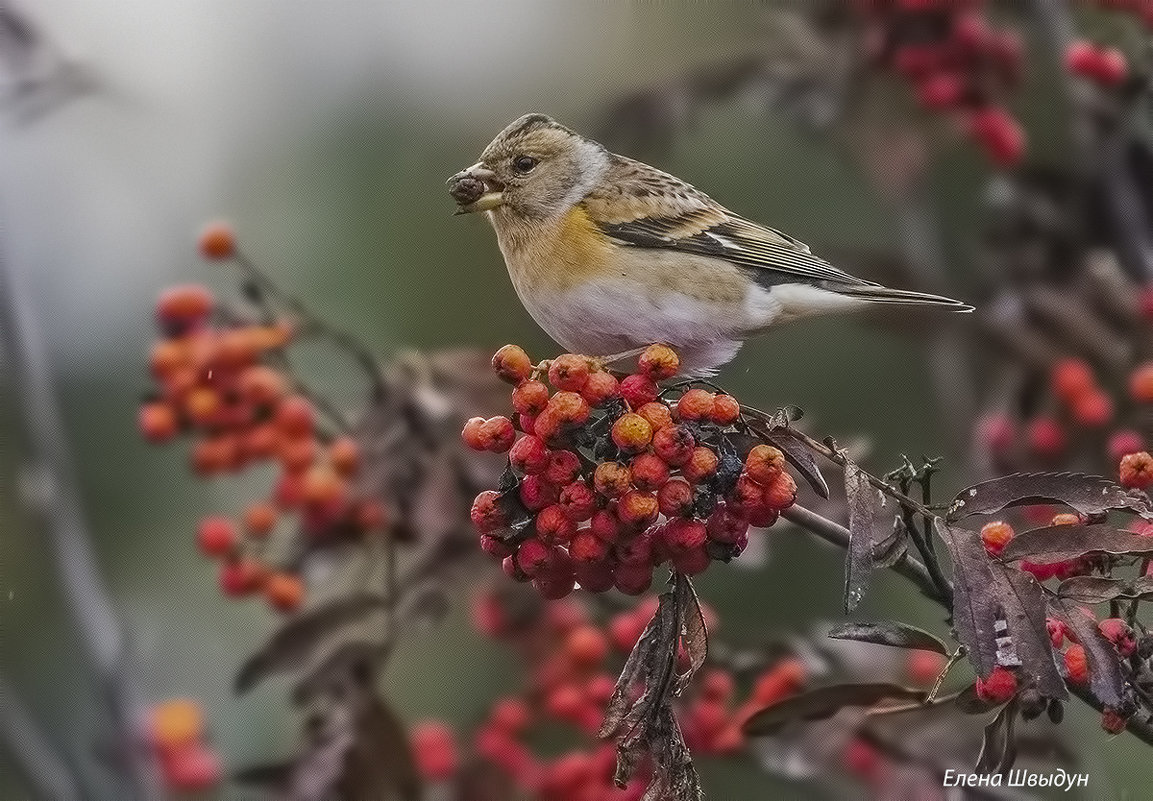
[448,113,972,376]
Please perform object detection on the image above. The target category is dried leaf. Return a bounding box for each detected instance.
[827,621,948,655]
[743,683,927,736]
[933,520,1000,680]
[955,684,1000,715]
[1057,575,1153,604]
[678,576,708,687]
[337,695,421,801]
[235,594,388,694]
[1051,599,1125,708]
[974,701,1018,774]
[948,472,1153,521]
[872,515,909,569]
[765,431,829,499]
[989,563,1067,699]
[843,461,880,612]
[998,523,1153,564]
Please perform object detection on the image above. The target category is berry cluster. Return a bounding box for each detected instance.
[146,698,222,793]
[464,344,798,599]
[139,227,387,614]
[854,0,1027,166]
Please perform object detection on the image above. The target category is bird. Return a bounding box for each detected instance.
[448,113,972,376]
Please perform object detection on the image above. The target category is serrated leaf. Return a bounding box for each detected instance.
[743,683,927,736]
[1057,576,1153,603]
[843,461,880,612]
[235,594,387,694]
[948,472,1153,521]
[827,621,948,655]
[1051,599,1125,708]
[998,524,1153,564]
[933,520,1000,679]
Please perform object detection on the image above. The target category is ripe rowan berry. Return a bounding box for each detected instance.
[574,560,615,593]
[1109,430,1144,463]
[581,370,619,406]
[617,490,659,529]
[198,221,236,260]
[651,424,695,467]
[1027,416,1066,458]
[619,373,659,408]
[237,365,286,407]
[635,401,673,432]
[975,666,1018,703]
[638,343,680,380]
[242,502,277,537]
[328,436,360,477]
[470,491,506,534]
[751,658,806,706]
[510,434,550,474]
[1072,390,1113,428]
[548,354,590,391]
[150,698,205,750]
[1051,357,1095,403]
[613,562,653,595]
[745,444,785,485]
[664,518,707,554]
[968,106,1025,168]
[1099,618,1137,657]
[480,416,516,452]
[512,382,550,424]
[533,559,576,600]
[657,478,694,517]
[565,624,610,667]
[411,721,459,780]
[570,530,609,564]
[543,449,581,485]
[676,388,716,421]
[1120,451,1153,489]
[162,744,222,791]
[1131,363,1153,403]
[515,538,551,577]
[520,475,560,511]
[536,504,577,544]
[275,396,315,438]
[589,508,621,542]
[706,503,750,544]
[710,393,740,425]
[492,344,533,384]
[761,470,797,510]
[630,452,670,491]
[558,481,597,522]
[682,446,719,483]
[218,557,265,597]
[906,650,946,686]
[265,572,305,613]
[980,520,1014,555]
[1064,643,1089,685]
[611,413,653,453]
[139,402,179,443]
[1102,707,1129,735]
[156,285,213,330]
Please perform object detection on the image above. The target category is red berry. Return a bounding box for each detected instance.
[676,388,715,421]
[1099,618,1137,657]
[707,503,750,544]
[574,559,615,593]
[489,697,532,734]
[652,424,695,467]
[657,479,694,517]
[1120,451,1153,489]
[512,379,551,416]
[480,534,512,559]
[613,562,653,595]
[590,508,621,543]
[519,475,560,511]
[570,529,609,563]
[198,221,236,260]
[980,520,1014,556]
[480,416,516,452]
[564,624,610,667]
[546,391,591,426]
[1130,363,1153,403]
[196,516,236,557]
[1096,46,1128,87]
[636,401,674,432]
[619,373,659,408]
[968,106,1026,168]
[1109,429,1145,463]
[139,402,179,443]
[1102,707,1129,735]
[710,394,740,425]
[617,490,659,529]
[638,343,680,380]
[411,721,458,781]
[581,370,619,406]
[492,344,533,384]
[533,555,576,600]
[265,572,305,613]
[761,470,797,510]
[543,449,582,485]
[516,538,552,577]
[275,395,315,438]
[155,284,213,329]
[663,518,707,553]
[917,71,964,110]
[630,452,670,491]
[510,434,550,474]
[162,744,222,791]
[611,413,653,453]
[558,481,597,522]
[242,502,278,537]
[548,354,590,392]
[975,666,1018,703]
[1064,643,1089,685]
[1051,357,1095,402]
[745,444,785,485]
[906,650,946,686]
[471,490,506,533]
[751,658,806,705]
[682,446,719,483]
[536,504,577,544]
[1027,416,1066,458]
[1072,390,1113,428]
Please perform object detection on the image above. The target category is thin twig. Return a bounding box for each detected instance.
[0,239,161,799]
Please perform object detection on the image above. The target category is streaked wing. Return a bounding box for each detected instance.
[584,155,877,288]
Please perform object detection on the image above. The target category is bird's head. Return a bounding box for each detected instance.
[448,114,609,220]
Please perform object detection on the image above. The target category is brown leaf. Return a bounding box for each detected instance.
[337,695,421,801]
[743,683,927,736]
[827,621,947,655]
[872,516,909,569]
[764,431,830,499]
[933,520,1000,680]
[843,461,880,612]
[989,563,1066,699]
[974,700,1018,774]
[677,575,708,688]
[948,472,1153,521]
[236,594,388,694]
[1057,575,1153,604]
[998,523,1153,564]
[1050,599,1125,708]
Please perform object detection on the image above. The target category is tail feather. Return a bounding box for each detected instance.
[834,283,974,312]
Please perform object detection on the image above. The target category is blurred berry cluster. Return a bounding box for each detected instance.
[146,698,222,794]
[463,344,797,600]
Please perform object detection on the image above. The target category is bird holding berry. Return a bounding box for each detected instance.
[449,113,972,376]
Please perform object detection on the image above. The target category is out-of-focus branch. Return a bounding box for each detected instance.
[0,670,82,801]
[0,241,161,800]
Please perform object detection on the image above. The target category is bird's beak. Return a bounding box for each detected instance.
[447,163,504,214]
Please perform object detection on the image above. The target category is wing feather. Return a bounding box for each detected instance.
[584,155,877,289]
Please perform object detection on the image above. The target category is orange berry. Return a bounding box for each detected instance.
[682,446,719,484]
[183,386,222,426]
[652,424,695,466]
[760,470,797,510]
[1120,451,1153,489]
[219,557,265,596]
[328,435,361,476]
[191,435,237,476]
[211,328,260,369]
[274,395,315,438]
[277,436,318,474]
[564,625,610,667]
[638,343,680,380]
[139,402,179,443]
[745,444,785,486]
[301,466,347,509]
[611,413,653,454]
[155,285,213,328]
[149,339,192,379]
[975,666,1018,703]
[242,502,278,537]
[581,371,619,406]
[240,423,279,460]
[980,520,1014,555]
[149,699,205,750]
[636,401,673,432]
[198,221,236,260]
[545,392,590,425]
[1064,644,1089,685]
[593,461,632,498]
[1072,390,1113,428]
[273,473,305,508]
[676,388,715,421]
[657,479,694,517]
[751,658,806,706]
[1050,357,1095,403]
[265,572,305,613]
[630,452,670,491]
[512,380,550,416]
[196,516,236,557]
[710,394,740,425]
[548,354,591,392]
[491,344,532,384]
[462,417,488,450]
[480,416,517,452]
[249,322,294,351]
[1131,363,1153,403]
[617,489,659,528]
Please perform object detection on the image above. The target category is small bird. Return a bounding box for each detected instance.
[448,113,971,376]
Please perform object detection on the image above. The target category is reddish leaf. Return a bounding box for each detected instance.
[998,524,1153,564]
[948,472,1153,521]
[1057,576,1153,604]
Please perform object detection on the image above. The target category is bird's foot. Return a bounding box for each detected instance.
[588,346,648,374]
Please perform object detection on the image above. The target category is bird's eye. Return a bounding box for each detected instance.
[512,155,537,174]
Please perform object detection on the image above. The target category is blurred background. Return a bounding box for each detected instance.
[3,1,1151,799]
